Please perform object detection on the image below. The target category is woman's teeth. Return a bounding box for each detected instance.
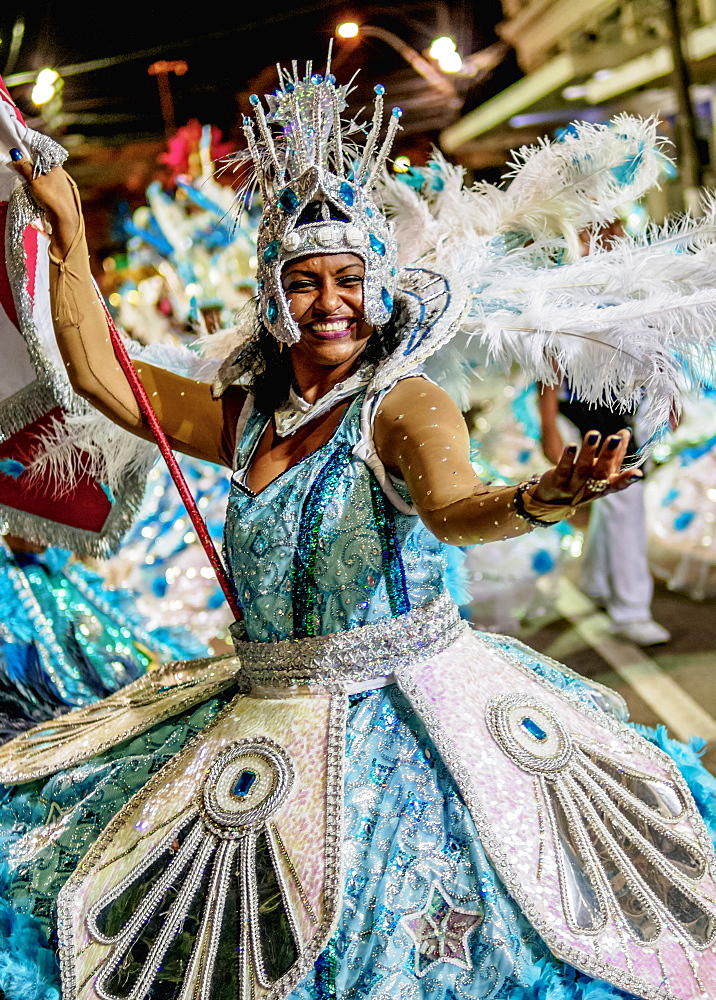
[312,321,351,332]
[309,320,353,338]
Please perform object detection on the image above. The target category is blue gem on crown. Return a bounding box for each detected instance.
[263,240,280,263]
[369,234,386,256]
[338,182,355,207]
[278,187,300,213]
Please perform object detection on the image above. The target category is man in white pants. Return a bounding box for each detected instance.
[538,382,670,646]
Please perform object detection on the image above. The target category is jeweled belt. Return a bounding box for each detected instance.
[231,591,468,689]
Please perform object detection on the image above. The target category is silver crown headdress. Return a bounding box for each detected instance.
[241,61,402,344]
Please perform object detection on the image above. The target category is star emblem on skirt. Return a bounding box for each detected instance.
[400,880,484,977]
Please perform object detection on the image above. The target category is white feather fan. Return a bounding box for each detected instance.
[26,337,222,494]
[379,116,716,449]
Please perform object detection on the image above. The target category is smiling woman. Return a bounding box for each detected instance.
[3,66,716,1000]
[241,250,393,495]
[283,253,373,376]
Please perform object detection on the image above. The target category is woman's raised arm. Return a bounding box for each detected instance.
[10,154,244,468]
[373,377,641,545]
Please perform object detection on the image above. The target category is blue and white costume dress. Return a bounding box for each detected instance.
[0,389,714,1000]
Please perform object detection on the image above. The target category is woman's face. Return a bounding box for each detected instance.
[282,253,374,370]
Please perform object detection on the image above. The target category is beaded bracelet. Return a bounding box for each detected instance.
[514,475,571,528]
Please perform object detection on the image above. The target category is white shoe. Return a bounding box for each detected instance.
[611,619,671,646]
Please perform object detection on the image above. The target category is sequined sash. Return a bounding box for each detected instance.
[0,597,464,785]
[232,591,467,689]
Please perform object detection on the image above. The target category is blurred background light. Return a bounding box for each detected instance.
[429,37,456,60]
[36,67,59,86]
[429,36,462,73]
[31,67,59,106]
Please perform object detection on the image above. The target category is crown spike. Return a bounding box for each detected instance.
[311,79,323,169]
[357,85,385,183]
[249,94,284,183]
[325,38,334,79]
[287,90,310,173]
[367,106,403,187]
[241,115,269,203]
[331,87,345,178]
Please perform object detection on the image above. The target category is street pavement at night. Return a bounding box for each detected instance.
[524,577,716,774]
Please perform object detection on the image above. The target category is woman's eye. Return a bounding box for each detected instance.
[338,275,363,286]
[286,280,314,292]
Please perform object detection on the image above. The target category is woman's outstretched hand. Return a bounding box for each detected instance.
[533,428,642,506]
[9,149,79,257]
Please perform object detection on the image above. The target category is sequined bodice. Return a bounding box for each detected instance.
[223,392,447,641]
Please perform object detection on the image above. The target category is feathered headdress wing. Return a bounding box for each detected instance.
[379,116,716,445]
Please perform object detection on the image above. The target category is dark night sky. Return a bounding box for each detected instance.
[1,1,506,142]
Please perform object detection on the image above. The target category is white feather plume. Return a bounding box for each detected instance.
[377,176,439,266]
[378,116,716,446]
[379,115,670,268]
[25,407,157,498]
[458,228,716,447]
[27,334,221,495]
[503,115,668,251]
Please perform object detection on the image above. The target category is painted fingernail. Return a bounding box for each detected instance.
[566,443,577,454]
[9,148,23,162]
[586,432,600,445]
[628,472,644,482]
[607,435,622,450]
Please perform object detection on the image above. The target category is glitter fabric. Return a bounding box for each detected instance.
[293,442,355,637]
[224,392,447,641]
[288,685,579,999]
[368,473,410,616]
[0,671,685,1000]
[0,693,231,931]
[57,687,348,1000]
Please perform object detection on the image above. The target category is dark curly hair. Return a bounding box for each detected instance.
[235,297,409,415]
